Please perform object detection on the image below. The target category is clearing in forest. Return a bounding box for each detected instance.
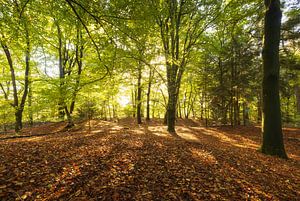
[0,119,299,200]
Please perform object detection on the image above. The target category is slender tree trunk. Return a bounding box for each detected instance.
[200,92,204,120]
[261,0,287,158]
[28,81,33,126]
[56,21,66,120]
[70,24,83,114]
[108,99,112,120]
[20,31,31,129]
[186,87,194,119]
[257,92,262,123]
[137,63,142,124]
[26,27,33,127]
[235,93,240,125]
[243,102,249,126]
[1,33,30,132]
[146,68,153,121]
[177,100,181,119]
[1,43,19,130]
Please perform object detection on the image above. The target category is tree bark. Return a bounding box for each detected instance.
[261,0,287,158]
[257,92,262,123]
[137,62,142,124]
[146,68,153,121]
[166,62,181,132]
[56,21,66,120]
[1,40,30,132]
[70,25,83,114]
[15,109,23,132]
[28,80,33,126]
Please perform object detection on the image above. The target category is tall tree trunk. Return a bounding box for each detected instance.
[261,0,287,158]
[257,92,262,123]
[166,64,180,132]
[56,21,65,120]
[243,102,249,126]
[1,43,19,129]
[146,68,153,121]
[137,63,142,124]
[28,81,33,126]
[26,26,33,127]
[1,34,30,132]
[70,25,83,114]
[158,0,187,133]
[131,89,136,118]
[183,91,187,119]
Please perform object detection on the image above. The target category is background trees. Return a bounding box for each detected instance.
[0,0,299,156]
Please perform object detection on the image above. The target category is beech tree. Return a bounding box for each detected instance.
[260,0,287,158]
[153,0,223,132]
[0,0,32,132]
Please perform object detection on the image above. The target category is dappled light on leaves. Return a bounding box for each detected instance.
[192,127,259,150]
[131,128,145,135]
[147,126,170,137]
[176,127,200,141]
[0,119,299,200]
[190,148,217,165]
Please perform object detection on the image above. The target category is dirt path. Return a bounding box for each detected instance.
[0,119,299,200]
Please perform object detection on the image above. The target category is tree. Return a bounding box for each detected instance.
[260,0,287,158]
[153,0,222,133]
[0,0,32,132]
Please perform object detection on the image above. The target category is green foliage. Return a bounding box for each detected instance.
[0,0,298,130]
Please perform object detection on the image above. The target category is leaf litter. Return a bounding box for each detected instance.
[0,118,299,200]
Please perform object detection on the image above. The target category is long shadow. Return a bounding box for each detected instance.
[1,121,299,200]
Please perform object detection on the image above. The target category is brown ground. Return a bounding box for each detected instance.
[0,118,299,201]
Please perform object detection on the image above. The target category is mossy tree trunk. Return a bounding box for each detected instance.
[261,0,287,158]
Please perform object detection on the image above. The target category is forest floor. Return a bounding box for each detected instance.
[0,118,299,201]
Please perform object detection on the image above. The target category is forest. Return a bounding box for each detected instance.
[0,0,299,200]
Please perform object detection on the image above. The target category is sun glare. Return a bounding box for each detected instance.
[118,95,130,107]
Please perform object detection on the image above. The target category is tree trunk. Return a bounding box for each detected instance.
[15,109,23,132]
[132,89,136,118]
[64,106,74,128]
[261,0,287,158]
[257,92,262,123]
[70,24,83,114]
[167,96,176,132]
[56,21,66,120]
[243,102,249,126]
[166,63,179,132]
[1,32,30,132]
[146,68,153,121]
[28,80,33,126]
[178,100,182,119]
[26,27,33,127]
[137,63,142,124]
